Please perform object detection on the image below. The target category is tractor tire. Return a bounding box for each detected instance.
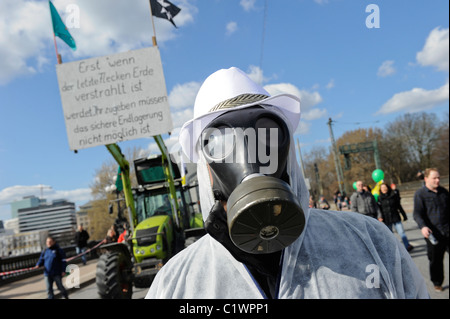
[96,251,133,299]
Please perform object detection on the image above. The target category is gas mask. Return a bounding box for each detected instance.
[201,106,305,254]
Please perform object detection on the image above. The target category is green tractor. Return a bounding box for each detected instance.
[96,137,204,299]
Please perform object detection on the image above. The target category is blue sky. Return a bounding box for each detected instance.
[0,0,448,221]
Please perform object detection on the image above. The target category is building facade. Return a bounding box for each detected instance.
[10,195,43,219]
[18,199,77,246]
[3,218,19,234]
[0,230,48,257]
[76,201,92,233]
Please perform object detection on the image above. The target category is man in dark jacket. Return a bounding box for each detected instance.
[74,225,90,265]
[36,236,69,299]
[413,168,449,292]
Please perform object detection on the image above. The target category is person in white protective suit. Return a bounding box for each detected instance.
[146,67,429,299]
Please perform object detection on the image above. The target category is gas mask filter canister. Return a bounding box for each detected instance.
[202,107,305,254]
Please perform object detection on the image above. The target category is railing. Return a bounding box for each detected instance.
[0,241,101,286]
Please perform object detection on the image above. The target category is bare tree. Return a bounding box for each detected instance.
[303,145,330,199]
[431,112,449,175]
[87,146,144,240]
[336,127,383,192]
[301,111,448,202]
[384,112,441,181]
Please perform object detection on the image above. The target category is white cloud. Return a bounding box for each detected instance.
[377,60,396,77]
[263,82,326,136]
[0,185,92,205]
[376,28,449,116]
[62,0,196,57]
[246,65,270,85]
[302,108,328,121]
[377,81,449,114]
[167,81,199,129]
[326,79,335,89]
[168,81,201,110]
[0,0,196,85]
[295,120,311,135]
[263,83,323,111]
[226,21,238,36]
[171,107,194,128]
[0,0,50,85]
[52,188,92,203]
[240,0,257,11]
[0,184,92,220]
[416,27,449,72]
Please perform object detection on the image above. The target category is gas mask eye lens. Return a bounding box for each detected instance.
[202,126,235,160]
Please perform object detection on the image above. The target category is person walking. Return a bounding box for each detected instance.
[390,183,408,221]
[378,183,414,252]
[74,224,90,265]
[413,168,449,292]
[350,180,381,219]
[36,236,69,299]
[334,191,344,211]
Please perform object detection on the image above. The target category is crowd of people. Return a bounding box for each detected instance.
[309,191,351,211]
[309,168,448,292]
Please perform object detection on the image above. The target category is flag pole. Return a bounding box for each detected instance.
[52,31,62,64]
[148,0,158,47]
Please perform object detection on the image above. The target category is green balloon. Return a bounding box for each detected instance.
[372,169,384,183]
[373,193,379,201]
[353,181,357,190]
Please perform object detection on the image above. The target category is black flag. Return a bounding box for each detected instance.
[150,0,181,28]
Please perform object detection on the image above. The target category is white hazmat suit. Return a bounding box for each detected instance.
[146,67,429,299]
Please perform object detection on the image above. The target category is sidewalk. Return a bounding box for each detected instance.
[0,259,97,299]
